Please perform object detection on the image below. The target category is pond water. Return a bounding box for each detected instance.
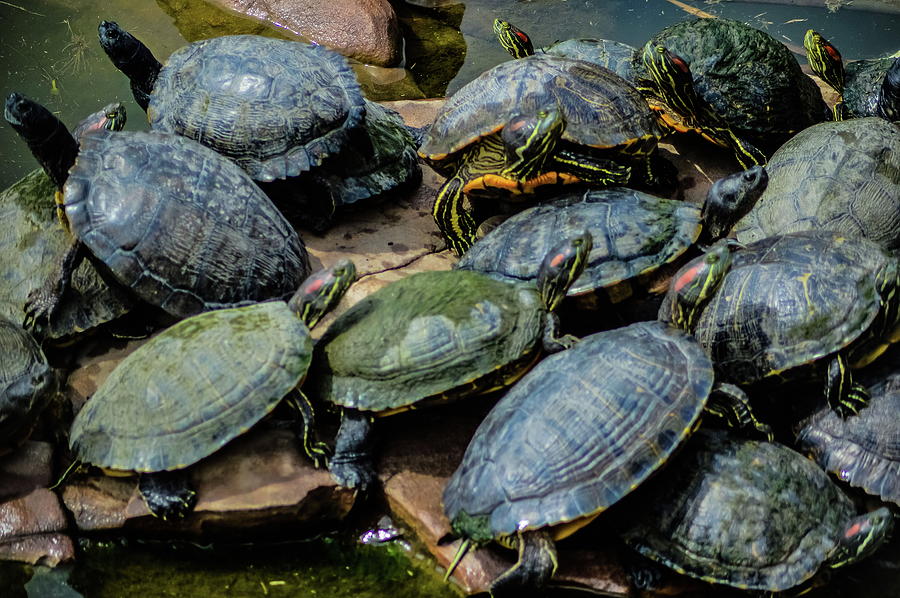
[1,0,900,596]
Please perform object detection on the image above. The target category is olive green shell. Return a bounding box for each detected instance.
[622,428,872,591]
[69,301,312,472]
[311,270,547,412]
[418,54,660,168]
[443,321,713,542]
[845,55,898,117]
[0,169,134,339]
[733,118,900,253]
[455,187,700,296]
[674,231,895,385]
[633,18,828,146]
[544,38,637,82]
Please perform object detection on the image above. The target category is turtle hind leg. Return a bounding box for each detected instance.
[138,470,197,520]
[490,529,558,597]
[706,382,773,440]
[825,354,869,418]
[329,408,376,491]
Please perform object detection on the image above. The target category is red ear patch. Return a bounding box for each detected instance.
[845,521,865,539]
[305,277,324,294]
[673,263,702,293]
[549,253,566,268]
[825,44,842,61]
[670,54,689,73]
[516,31,529,43]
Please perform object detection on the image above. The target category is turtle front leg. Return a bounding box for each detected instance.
[705,126,768,170]
[285,389,331,469]
[433,171,478,256]
[825,354,869,418]
[550,149,631,186]
[490,529,558,597]
[330,408,376,491]
[541,312,578,353]
[23,238,86,334]
[138,470,197,520]
[706,382,772,440]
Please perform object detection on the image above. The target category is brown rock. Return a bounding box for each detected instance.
[0,489,73,566]
[0,441,53,501]
[0,533,74,567]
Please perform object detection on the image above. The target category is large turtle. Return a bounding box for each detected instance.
[621,428,893,592]
[68,261,355,520]
[660,231,900,419]
[731,118,900,253]
[442,321,764,595]
[455,166,766,304]
[805,29,900,121]
[4,92,310,330]
[418,54,672,255]
[311,233,592,490]
[97,22,420,230]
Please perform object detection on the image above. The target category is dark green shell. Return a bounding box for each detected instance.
[455,187,700,296]
[312,270,546,412]
[69,301,311,472]
[418,54,661,165]
[149,36,366,182]
[622,428,867,591]
[443,321,713,542]
[680,231,894,384]
[544,39,637,82]
[0,317,55,453]
[732,118,900,253]
[633,18,828,145]
[845,55,898,117]
[65,130,309,318]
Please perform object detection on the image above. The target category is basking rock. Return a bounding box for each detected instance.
[0,488,73,566]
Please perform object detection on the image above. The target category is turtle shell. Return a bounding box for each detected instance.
[732,118,900,253]
[845,55,898,117]
[149,35,366,182]
[443,321,713,542]
[674,231,894,385]
[311,270,547,412]
[418,54,661,169]
[544,38,637,83]
[455,187,700,297]
[633,18,828,146]
[63,130,309,318]
[622,428,884,591]
[69,301,311,472]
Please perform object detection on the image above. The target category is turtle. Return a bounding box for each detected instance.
[731,118,900,253]
[455,166,767,305]
[441,321,765,595]
[0,317,57,456]
[0,102,135,340]
[804,29,900,121]
[68,260,356,520]
[97,21,420,230]
[492,18,637,83]
[310,232,593,491]
[621,428,893,592]
[632,18,830,166]
[660,230,900,419]
[417,54,673,256]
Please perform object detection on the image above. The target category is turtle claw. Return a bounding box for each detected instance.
[138,471,198,520]
[308,441,332,470]
[23,285,60,334]
[329,458,376,492]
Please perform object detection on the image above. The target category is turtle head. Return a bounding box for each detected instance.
[828,507,893,569]
[288,259,357,329]
[493,19,534,59]
[701,165,768,240]
[804,29,845,94]
[97,20,162,112]
[641,44,700,119]
[536,230,592,312]
[71,102,127,140]
[4,92,78,190]
[500,105,567,182]
[876,56,900,121]
[664,239,734,331]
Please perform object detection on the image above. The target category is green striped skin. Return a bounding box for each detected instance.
[622,429,894,591]
[804,30,846,120]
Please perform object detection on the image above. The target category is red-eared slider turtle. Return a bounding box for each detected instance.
[660,231,900,418]
[493,18,637,83]
[633,18,830,166]
[622,428,893,592]
[418,54,672,255]
[0,317,56,455]
[98,22,419,230]
[442,321,763,595]
[5,92,310,330]
[731,118,900,253]
[0,102,134,340]
[455,166,766,303]
[68,261,355,519]
[311,233,592,490]
[805,29,900,121]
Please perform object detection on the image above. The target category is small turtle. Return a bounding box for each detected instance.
[311,233,592,490]
[68,261,355,520]
[442,321,764,595]
[805,29,900,121]
[4,92,310,330]
[660,231,900,419]
[0,317,56,455]
[622,428,893,592]
[456,166,767,304]
[731,118,900,253]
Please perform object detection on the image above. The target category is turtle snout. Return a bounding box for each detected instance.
[4,92,30,127]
